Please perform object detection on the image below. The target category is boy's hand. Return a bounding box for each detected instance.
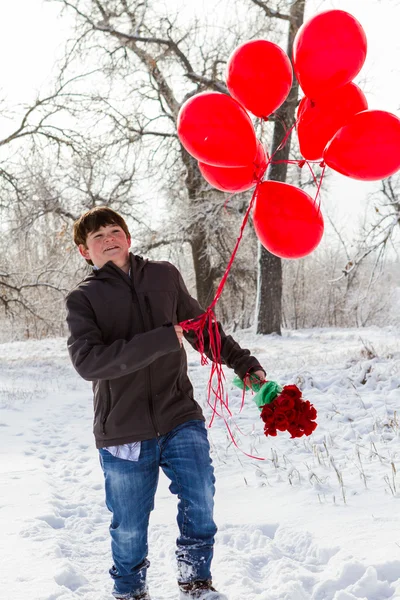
[174,325,184,347]
[244,370,266,390]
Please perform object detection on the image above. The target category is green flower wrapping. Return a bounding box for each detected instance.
[232,375,282,411]
[233,375,318,439]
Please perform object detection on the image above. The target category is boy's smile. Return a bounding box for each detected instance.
[78,224,131,272]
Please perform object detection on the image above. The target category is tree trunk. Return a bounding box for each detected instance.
[256,0,306,335]
[191,227,215,308]
[182,149,216,307]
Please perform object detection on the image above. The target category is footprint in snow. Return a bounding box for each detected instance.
[312,560,400,600]
[37,514,66,529]
[53,561,89,592]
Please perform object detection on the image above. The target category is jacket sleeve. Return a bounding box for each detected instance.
[66,288,180,382]
[174,267,265,380]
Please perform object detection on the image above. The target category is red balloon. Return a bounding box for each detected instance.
[293,10,367,101]
[226,39,293,119]
[198,141,267,193]
[297,96,308,120]
[177,91,258,167]
[324,110,400,181]
[297,83,368,160]
[253,181,324,259]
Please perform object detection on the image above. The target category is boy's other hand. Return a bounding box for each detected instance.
[244,370,266,390]
[174,325,184,347]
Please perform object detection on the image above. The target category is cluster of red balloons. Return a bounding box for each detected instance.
[177,9,400,260]
[294,9,400,181]
[177,41,321,259]
[177,38,292,192]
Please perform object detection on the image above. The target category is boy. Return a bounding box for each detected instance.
[65,207,265,600]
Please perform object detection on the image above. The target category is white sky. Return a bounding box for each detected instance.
[0,0,399,239]
[0,1,69,104]
[1,0,398,114]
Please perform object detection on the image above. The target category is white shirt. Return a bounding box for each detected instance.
[103,442,141,461]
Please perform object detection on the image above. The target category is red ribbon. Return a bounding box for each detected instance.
[179,117,326,459]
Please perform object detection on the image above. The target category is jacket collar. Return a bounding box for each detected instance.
[84,253,148,284]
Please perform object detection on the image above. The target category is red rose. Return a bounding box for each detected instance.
[281,385,302,401]
[299,400,317,419]
[294,397,304,411]
[275,394,295,411]
[274,412,289,431]
[265,424,277,436]
[297,415,309,429]
[288,426,304,438]
[297,400,307,414]
[303,420,317,435]
[261,405,275,425]
[307,405,317,420]
[284,409,298,425]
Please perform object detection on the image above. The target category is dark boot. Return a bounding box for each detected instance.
[114,591,151,600]
[178,580,228,599]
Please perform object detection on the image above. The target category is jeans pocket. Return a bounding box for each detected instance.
[99,447,112,456]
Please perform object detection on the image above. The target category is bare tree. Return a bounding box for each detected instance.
[2,0,316,338]
[279,178,400,331]
[341,175,400,281]
[252,0,306,335]
[0,76,89,337]
[0,63,153,338]
[281,244,399,329]
[50,0,293,315]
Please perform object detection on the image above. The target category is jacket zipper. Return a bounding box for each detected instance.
[101,381,112,435]
[144,295,160,436]
[99,261,159,437]
[144,295,155,328]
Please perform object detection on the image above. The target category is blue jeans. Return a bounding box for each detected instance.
[99,420,217,598]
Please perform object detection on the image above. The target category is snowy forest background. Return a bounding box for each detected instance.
[0,0,399,343]
[1,4,400,598]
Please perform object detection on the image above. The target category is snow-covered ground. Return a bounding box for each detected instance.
[1,326,400,600]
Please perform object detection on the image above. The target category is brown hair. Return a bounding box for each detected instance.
[73,207,131,265]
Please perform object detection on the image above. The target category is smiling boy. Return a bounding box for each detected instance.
[65,206,265,600]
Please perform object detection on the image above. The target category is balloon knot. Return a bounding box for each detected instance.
[298,160,306,168]
[319,160,325,168]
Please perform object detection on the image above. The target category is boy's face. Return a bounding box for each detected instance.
[79,224,131,270]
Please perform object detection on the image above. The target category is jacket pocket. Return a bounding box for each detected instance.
[100,381,112,435]
[176,377,197,408]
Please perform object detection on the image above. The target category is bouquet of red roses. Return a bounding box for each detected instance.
[233,376,318,438]
[260,383,317,438]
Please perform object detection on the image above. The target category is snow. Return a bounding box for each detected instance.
[1,326,400,600]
